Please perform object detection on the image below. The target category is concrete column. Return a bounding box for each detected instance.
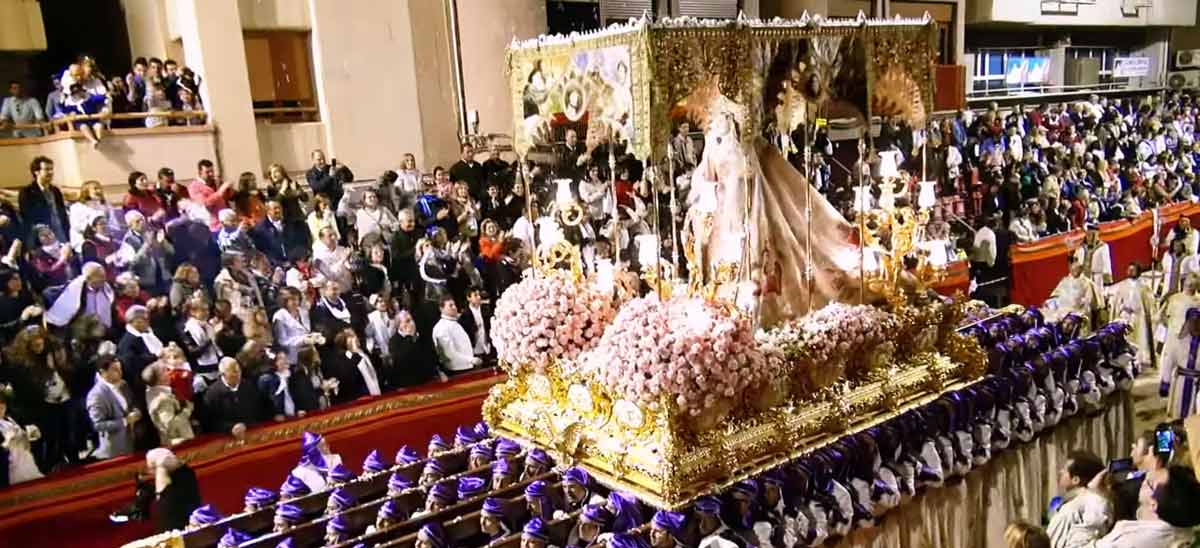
[307,0,459,177]
[121,0,171,60]
[173,0,262,179]
[457,0,546,139]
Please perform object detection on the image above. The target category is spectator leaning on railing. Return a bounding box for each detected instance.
[0,80,46,138]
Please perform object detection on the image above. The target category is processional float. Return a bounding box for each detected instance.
[488,12,991,509]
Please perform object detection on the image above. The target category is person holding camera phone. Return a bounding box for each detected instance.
[1110,429,1173,521]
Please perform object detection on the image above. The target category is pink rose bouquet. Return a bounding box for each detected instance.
[584,296,780,416]
[758,303,897,388]
[491,271,617,374]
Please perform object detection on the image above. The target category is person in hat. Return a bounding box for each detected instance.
[458,476,487,501]
[396,444,422,466]
[608,533,650,548]
[562,467,605,512]
[521,517,558,548]
[273,503,304,533]
[607,492,644,534]
[363,449,390,475]
[493,458,518,491]
[525,480,556,520]
[754,471,797,548]
[325,513,354,545]
[1160,307,1200,419]
[243,486,278,513]
[455,425,483,448]
[218,527,253,548]
[417,521,450,548]
[327,463,355,485]
[366,499,407,534]
[187,504,223,530]
[325,487,357,516]
[495,438,521,460]
[292,431,340,492]
[279,474,310,501]
[649,510,688,548]
[693,496,746,548]
[565,503,613,548]
[417,481,456,516]
[469,443,494,470]
[480,497,512,544]
[428,433,451,456]
[388,471,415,496]
[524,448,552,479]
[420,459,447,488]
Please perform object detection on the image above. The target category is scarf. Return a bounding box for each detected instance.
[47,269,113,327]
[322,297,351,322]
[126,323,163,355]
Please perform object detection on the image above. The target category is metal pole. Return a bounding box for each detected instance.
[609,146,619,264]
[651,160,662,294]
[521,154,537,274]
[445,0,469,136]
[667,139,680,280]
[858,137,866,305]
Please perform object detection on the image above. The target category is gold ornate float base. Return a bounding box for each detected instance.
[483,350,985,510]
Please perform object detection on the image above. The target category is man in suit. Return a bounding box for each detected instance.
[117,305,163,399]
[251,200,305,267]
[449,143,485,200]
[458,287,493,361]
[87,355,142,459]
[201,357,263,438]
[306,149,351,211]
[18,156,68,244]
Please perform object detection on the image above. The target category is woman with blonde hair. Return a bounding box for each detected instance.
[265,163,308,224]
[1004,520,1050,548]
[68,180,118,248]
[168,263,208,315]
[306,194,339,244]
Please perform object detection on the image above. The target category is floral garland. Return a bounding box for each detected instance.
[583,296,778,415]
[491,271,617,375]
[758,303,897,367]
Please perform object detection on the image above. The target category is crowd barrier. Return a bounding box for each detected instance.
[1010,202,1200,306]
[0,370,503,548]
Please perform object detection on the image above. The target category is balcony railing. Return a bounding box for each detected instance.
[2,110,209,141]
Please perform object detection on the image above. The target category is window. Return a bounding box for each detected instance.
[243,30,319,123]
[970,48,1039,94]
[1067,46,1132,85]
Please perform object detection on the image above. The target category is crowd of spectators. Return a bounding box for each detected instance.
[0,143,526,487]
[830,91,1200,306]
[1002,425,1200,548]
[0,54,204,144]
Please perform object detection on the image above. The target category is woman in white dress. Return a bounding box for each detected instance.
[394,153,424,210]
[0,388,43,485]
[68,180,120,249]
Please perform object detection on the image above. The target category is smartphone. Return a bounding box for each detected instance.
[1108,457,1134,475]
[1155,426,1175,455]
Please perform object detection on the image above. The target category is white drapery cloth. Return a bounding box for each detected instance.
[832,393,1133,548]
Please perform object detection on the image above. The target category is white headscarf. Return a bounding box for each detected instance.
[46,262,113,327]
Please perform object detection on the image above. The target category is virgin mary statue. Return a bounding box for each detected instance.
[682,77,864,326]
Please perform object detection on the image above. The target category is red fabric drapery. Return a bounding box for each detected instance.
[1009,203,1200,306]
